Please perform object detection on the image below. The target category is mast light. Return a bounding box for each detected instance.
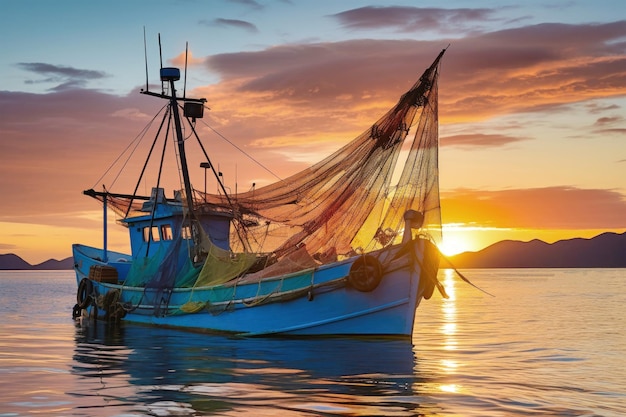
[184,102,204,119]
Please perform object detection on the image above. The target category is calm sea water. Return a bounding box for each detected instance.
[0,269,624,416]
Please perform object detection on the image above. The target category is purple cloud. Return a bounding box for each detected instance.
[331,6,497,32]
[17,63,107,90]
[202,18,259,33]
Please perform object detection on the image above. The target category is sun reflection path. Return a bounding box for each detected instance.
[441,269,457,352]
[439,269,462,394]
[442,269,456,301]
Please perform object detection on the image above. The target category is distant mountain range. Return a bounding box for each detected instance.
[446,231,626,268]
[1,231,625,270]
[0,254,74,270]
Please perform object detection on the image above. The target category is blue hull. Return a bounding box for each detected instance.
[73,239,438,337]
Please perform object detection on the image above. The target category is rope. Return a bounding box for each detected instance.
[439,253,496,297]
[243,277,284,307]
[91,104,168,190]
[199,118,283,182]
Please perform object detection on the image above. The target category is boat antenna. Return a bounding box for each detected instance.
[143,26,149,92]
[183,41,188,99]
[158,33,164,94]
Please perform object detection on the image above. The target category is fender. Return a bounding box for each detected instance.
[348,255,383,292]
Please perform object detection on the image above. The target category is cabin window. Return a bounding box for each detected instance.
[182,226,192,240]
[161,224,173,240]
[143,226,161,242]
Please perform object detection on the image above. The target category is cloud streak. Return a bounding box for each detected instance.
[331,6,498,33]
[203,18,259,33]
[228,0,263,11]
[17,63,107,90]
[441,133,529,147]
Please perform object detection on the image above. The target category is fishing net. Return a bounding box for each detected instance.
[198,49,444,260]
[85,49,445,292]
[121,221,257,288]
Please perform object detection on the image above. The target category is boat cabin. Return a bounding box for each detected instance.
[122,188,232,259]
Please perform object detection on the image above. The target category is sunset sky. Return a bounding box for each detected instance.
[1,0,625,263]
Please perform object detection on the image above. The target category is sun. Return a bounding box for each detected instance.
[438,235,472,256]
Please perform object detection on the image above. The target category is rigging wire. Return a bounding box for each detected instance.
[124,106,171,218]
[170,110,187,197]
[198,117,283,182]
[145,111,172,258]
[182,110,252,252]
[91,104,168,190]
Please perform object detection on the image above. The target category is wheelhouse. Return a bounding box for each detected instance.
[122,188,233,260]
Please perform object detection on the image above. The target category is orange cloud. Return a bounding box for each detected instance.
[195,21,626,135]
[441,133,529,147]
[441,187,626,229]
[0,89,163,219]
[170,49,205,68]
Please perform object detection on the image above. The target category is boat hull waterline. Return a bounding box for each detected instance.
[73,238,439,337]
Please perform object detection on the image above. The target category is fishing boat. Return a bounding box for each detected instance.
[72,46,448,337]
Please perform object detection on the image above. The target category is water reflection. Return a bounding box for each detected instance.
[439,270,460,394]
[441,269,457,354]
[5,271,623,415]
[71,321,441,416]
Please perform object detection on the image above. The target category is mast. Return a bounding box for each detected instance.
[151,67,206,216]
[160,68,195,213]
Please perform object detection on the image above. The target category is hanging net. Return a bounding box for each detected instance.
[198,49,444,261]
[84,49,445,289]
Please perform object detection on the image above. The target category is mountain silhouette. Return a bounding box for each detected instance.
[0,254,74,270]
[446,232,626,268]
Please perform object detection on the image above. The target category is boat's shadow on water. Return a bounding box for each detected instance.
[70,320,441,415]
